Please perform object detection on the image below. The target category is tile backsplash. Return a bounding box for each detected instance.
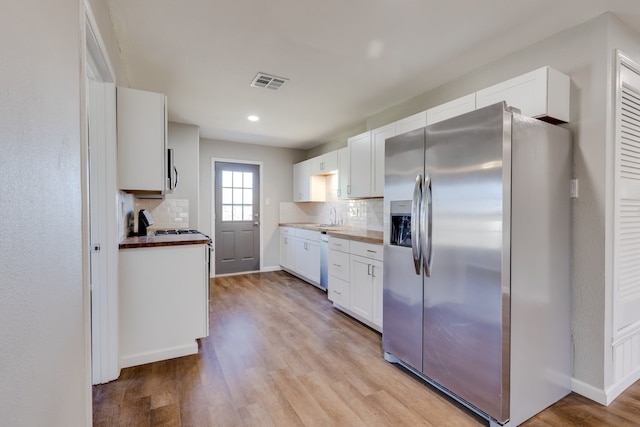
[280,174,383,231]
[135,198,190,232]
[119,192,191,238]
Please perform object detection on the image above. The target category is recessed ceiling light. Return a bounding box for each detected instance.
[247,115,259,122]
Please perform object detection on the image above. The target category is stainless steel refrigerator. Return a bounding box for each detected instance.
[383,102,572,426]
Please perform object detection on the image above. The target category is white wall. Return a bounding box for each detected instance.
[167,122,200,228]
[200,139,305,269]
[0,0,89,425]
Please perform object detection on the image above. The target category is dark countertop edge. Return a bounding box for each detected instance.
[279,223,383,244]
[119,236,210,249]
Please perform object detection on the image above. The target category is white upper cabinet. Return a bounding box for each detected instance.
[371,123,395,197]
[348,131,373,198]
[117,87,168,194]
[427,94,476,125]
[395,111,427,134]
[308,150,338,175]
[337,147,350,199]
[476,66,570,123]
[293,159,325,202]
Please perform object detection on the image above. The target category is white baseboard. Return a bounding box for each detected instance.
[211,266,282,278]
[572,368,640,406]
[120,342,198,368]
[605,367,640,404]
[571,378,607,405]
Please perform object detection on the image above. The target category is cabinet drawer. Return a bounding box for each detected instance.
[329,236,350,252]
[328,276,349,307]
[350,241,383,261]
[296,228,320,241]
[280,226,295,236]
[329,249,350,282]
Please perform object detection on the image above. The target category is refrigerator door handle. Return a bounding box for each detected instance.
[411,174,422,275]
[421,174,432,277]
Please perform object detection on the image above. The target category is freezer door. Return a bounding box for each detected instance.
[422,103,511,423]
[383,128,425,372]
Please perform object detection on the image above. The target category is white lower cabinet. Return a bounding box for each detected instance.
[119,243,208,368]
[329,237,383,331]
[279,227,296,271]
[279,227,321,286]
[350,255,383,327]
[296,237,320,284]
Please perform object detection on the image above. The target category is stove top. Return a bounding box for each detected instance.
[153,229,203,236]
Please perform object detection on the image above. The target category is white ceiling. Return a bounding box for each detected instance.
[106,0,640,149]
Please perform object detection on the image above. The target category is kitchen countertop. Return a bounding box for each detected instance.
[279,223,383,244]
[119,233,211,249]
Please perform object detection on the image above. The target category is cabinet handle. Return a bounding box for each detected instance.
[367,249,377,254]
[347,185,351,194]
[371,265,376,278]
[333,263,341,267]
[367,264,372,275]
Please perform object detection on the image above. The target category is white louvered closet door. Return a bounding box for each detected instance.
[615,59,640,332]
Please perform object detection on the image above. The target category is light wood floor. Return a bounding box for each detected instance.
[93,271,640,426]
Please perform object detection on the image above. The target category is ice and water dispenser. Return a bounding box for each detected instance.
[390,200,412,248]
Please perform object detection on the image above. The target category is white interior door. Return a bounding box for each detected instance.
[85,4,119,384]
[615,59,640,332]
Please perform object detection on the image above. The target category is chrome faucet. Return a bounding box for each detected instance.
[330,207,337,225]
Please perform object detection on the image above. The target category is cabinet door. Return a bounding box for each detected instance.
[371,124,395,197]
[475,67,569,122]
[371,259,383,328]
[292,161,309,201]
[350,254,373,321]
[396,111,427,134]
[328,276,349,307]
[117,87,167,193]
[328,249,350,282]
[322,150,338,173]
[296,238,320,284]
[280,232,296,271]
[308,154,324,176]
[348,131,372,198]
[337,147,350,199]
[426,94,476,125]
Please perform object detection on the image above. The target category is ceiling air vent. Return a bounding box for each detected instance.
[250,72,288,90]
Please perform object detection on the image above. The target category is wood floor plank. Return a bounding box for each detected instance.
[93,271,640,426]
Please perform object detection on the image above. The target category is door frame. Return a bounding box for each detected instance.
[210,158,264,276]
[82,0,119,387]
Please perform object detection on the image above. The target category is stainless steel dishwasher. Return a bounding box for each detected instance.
[320,232,328,291]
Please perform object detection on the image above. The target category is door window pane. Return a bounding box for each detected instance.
[222,171,233,187]
[243,205,253,221]
[243,189,253,204]
[222,188,233,204]
[232,205,243,221]
[222,205,232,221]
[220,168,256,222]
[243,172,253,188]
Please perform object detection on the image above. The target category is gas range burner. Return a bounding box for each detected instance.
[154,229,202,235]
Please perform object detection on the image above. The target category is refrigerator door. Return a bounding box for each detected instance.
[383,128,425,372]
[422,103,511,423]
